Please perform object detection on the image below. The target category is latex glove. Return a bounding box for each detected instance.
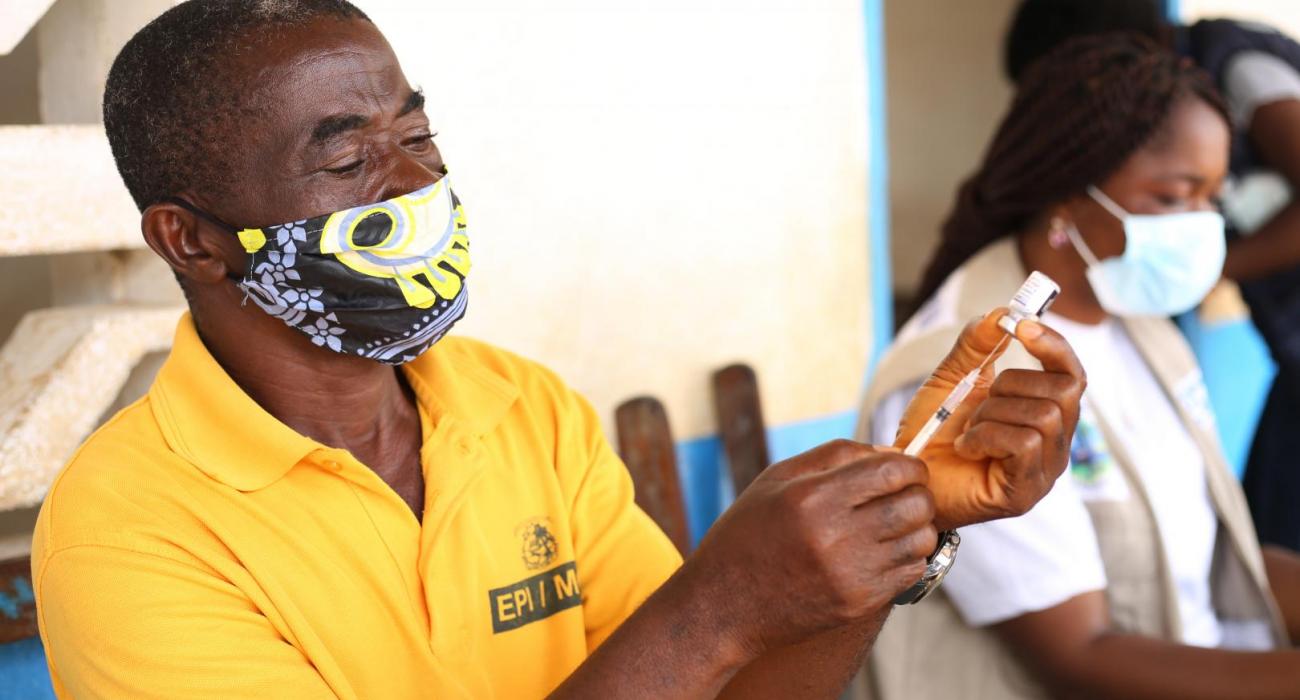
[893,308,1086,530]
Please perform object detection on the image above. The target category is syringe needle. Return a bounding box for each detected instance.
[977,334,1011,372]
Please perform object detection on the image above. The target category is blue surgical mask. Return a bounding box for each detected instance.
[1065,185,1225,317]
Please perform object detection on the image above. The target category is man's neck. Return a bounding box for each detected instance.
[192,300,419,454]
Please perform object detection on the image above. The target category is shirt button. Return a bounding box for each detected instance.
[324,460,343,472]
[457,439,473,456]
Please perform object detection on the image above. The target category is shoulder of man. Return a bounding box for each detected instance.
[416,336,586,420]
[33,396,204,568]
[413,337,608,461]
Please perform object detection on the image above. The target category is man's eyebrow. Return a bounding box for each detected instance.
[398,88,425,118]
[308,90,424,144]
[311,114,368,143]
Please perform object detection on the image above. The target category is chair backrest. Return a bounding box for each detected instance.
[614,396,691,555]
[711,363,771,496]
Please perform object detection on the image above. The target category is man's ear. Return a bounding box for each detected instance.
[141,201,239,285]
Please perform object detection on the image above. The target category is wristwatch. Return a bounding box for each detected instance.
[891,530,960,605]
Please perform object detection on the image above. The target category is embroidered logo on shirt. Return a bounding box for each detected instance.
[516,517,559,570]
[488,562,582,634]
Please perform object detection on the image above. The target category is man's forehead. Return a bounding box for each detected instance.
[240,18,409,126]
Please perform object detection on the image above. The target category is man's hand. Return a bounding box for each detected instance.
[681,441,938,659]
[894,309,1085,530]
[551,442,937,700]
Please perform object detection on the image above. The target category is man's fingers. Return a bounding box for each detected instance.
[933,309,1015,381]
[1014,319,1087,385]
[967,396,1064,438]
[809,452,929,508]
[854,484,935,541]
[887,523,940,568]
[988,368,1083,430]
[775,439,884,479]
[988,369,1078,400]
[953,421,1042,466]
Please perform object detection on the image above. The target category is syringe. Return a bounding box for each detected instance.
[901,271,1060,458]
[903,369,981,457]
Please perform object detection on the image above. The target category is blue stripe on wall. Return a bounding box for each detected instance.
[864,0,892,375]
[1163,0,1181,21]
[0,637,53,700]
[1177,313,1276,478]
[675,411,859,546]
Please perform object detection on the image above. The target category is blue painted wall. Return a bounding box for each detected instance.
[865,0,893,374]
[0,638,53,700]
[1179,313,1276,478]
[676,411,860,546]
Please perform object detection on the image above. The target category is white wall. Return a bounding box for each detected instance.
[0,0,873,452]
[366,0,872,438]
[1182,1,1300,40]
[885,0,1018,299]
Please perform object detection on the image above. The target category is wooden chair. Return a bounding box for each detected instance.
[711,363,771,496]
[614,397,691,555]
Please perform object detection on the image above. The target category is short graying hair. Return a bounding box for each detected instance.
[104,0,371,211]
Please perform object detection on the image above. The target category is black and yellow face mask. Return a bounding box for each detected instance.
[171,176,470,365]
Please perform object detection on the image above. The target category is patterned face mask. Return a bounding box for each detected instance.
[170,176,470,365]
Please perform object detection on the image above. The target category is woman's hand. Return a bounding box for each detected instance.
[894,309,1086,530]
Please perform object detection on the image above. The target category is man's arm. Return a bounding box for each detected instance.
[550,441,938,699]
[1222,98,1300,282]
[994,591,1300,700]
[552,313,1085,699]
[1263,544,1300,644]
[37,545,336,700]
[713,314,1087,699]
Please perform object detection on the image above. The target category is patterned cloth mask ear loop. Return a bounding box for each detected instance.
[162,198,257,305]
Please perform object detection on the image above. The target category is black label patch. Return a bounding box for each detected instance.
[488,561,581,634]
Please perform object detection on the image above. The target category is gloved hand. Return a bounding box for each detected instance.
[893,308,1086,530]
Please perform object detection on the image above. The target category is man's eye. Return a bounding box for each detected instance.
[324,160,364,175]
[403,132,436,148]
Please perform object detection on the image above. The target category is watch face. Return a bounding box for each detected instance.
[894,530,960,605]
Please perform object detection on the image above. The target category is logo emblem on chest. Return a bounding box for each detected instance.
[516,517,559,570]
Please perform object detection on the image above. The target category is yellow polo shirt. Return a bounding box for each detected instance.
[32,315,682,699]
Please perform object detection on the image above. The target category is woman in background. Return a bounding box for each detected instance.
[857,34,1300,699]
[1006,0,1300,557]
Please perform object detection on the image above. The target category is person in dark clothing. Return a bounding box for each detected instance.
[1005,0,1300,553]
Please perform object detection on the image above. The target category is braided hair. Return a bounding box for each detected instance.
[914,33,1227,306]
[1003,0,1164,83]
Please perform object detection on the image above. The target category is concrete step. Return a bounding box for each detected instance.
[0,303,183,511]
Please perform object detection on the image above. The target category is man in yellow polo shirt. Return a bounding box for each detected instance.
[32,1,1086,698]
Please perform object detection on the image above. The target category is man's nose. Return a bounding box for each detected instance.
[373,144,441,202]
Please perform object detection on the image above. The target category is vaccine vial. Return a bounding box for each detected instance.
[998,271,1060,334]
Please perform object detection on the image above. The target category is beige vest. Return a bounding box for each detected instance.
[855,238,1287,700]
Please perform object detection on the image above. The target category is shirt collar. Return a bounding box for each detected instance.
[149,314,518,491]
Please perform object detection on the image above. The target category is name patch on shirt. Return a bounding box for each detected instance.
[489,562,581,634]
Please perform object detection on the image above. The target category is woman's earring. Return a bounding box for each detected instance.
[1048,217,1070,249]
